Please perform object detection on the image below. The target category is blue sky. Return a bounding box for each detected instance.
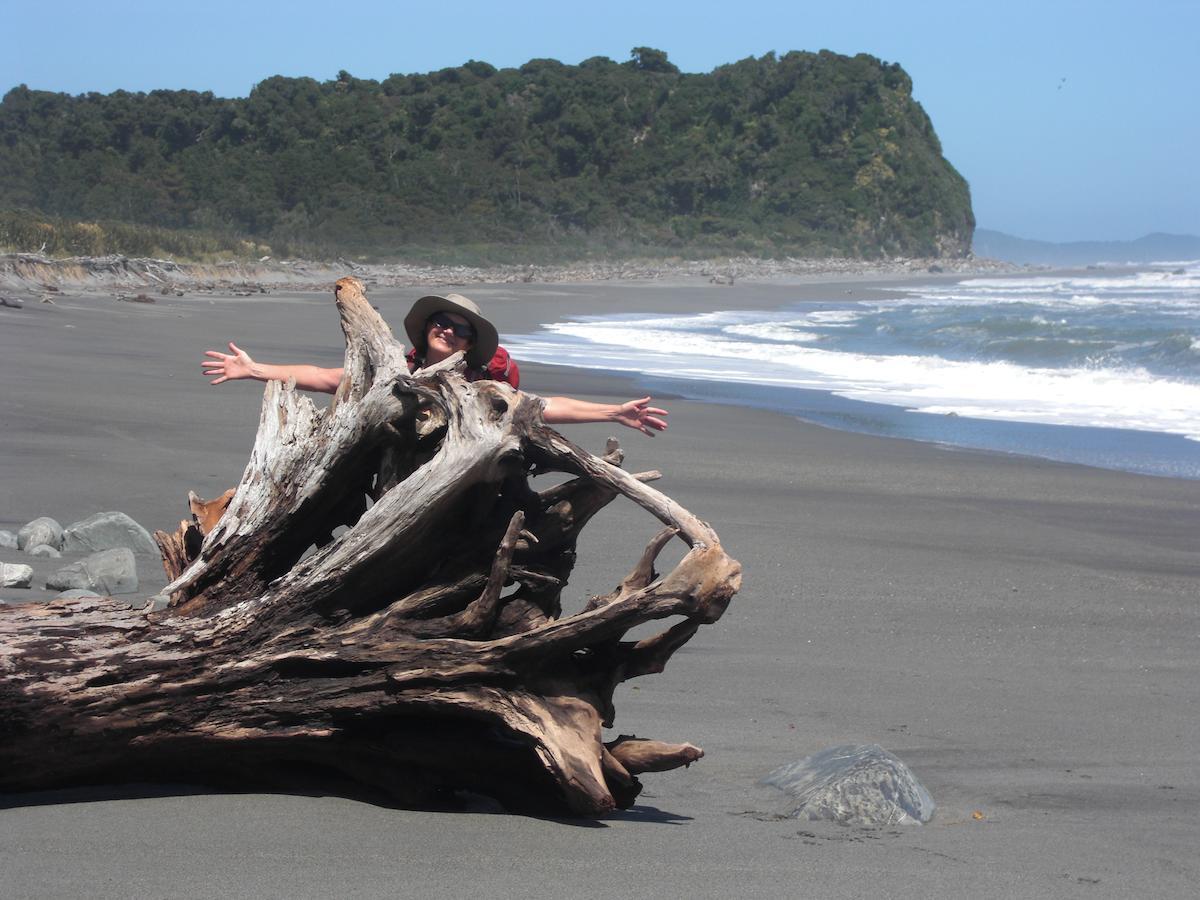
[4,0,1196,242]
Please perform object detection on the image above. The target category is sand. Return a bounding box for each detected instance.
[2,277,1198,898]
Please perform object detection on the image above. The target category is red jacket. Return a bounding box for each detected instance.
[406,346,519,388]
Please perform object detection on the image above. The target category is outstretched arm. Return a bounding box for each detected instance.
[542,396,668,436]
[203,342,344,394]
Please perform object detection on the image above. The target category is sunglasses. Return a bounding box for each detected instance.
[427,312,476,341]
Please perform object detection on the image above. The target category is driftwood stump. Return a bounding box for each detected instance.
[0,277,741,815]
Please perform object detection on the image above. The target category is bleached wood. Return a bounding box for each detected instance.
[0,276,741,816]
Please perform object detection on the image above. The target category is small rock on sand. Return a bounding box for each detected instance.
[143,594,171,612]
[18,517,63,551]
[63,511,158,555]
[760,743,935,825]
[45,548,138,595]
[1,562,35,589]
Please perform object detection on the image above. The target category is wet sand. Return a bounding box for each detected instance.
[2,278,1198,897]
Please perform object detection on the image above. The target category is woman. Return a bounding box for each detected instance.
[203,292,667,436]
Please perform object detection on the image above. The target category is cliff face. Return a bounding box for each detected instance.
[0,49,973,259]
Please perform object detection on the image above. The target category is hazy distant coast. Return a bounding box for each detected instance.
[973,229,1200,266]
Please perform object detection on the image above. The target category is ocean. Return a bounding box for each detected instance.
[504,263,1200,480]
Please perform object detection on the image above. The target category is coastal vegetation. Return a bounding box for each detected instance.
[0,48,973,262]
[0,209,269,261]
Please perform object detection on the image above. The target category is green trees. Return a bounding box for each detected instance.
[0,48,973,260]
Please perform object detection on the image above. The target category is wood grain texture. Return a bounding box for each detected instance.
[1,277,741,816]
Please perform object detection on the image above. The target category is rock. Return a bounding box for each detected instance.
[27,544,61,558]
[17,517,63,551]
[145,594,171,612]
[54,589,103,599]
[45,548,138,595]
[760,744,935,825]
[0,295,24,309]
[63,511,158,555]
[129,593,170,612]
[1,562,34,589]
[0,530,17,550]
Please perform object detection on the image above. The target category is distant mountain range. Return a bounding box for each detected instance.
[973,229,1200,266]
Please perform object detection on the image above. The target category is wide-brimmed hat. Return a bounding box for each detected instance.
[403,293,498,368]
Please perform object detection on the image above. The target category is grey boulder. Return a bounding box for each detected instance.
[1,562,34,589]
[45,548,138,595]
[28,544,61,558]
[18,517,63,551]
[54,589,104,599]
[760,744,935,825]
[126,594,169,612]
[0,530,17,550]
[143,594,171,613]
[63,511,158,556]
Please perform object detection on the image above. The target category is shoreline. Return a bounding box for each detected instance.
[6,261,1196,486]
[531,360,1200,483]
[5,258,1196,485]
[471,273,1200,483]
[1,249,1032,298]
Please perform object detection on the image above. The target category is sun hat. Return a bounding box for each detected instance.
[403,293,499,369]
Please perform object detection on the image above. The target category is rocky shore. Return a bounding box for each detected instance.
[1,512,166,607]
[0,250,1023,301]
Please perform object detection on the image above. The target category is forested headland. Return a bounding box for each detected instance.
[0,48,974,263]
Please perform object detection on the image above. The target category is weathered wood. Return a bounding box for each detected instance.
[0,276,741,816]
[153,489,235,581]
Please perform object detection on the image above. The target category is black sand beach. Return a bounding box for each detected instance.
[2,277,1198,897]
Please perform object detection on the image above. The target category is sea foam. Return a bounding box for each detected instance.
[504,263,1200,461]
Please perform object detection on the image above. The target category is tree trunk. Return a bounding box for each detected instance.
[0,277,741,816]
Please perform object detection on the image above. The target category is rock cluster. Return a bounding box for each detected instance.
[1,511,156,599]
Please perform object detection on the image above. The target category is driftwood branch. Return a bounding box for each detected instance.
[0,277,741,816]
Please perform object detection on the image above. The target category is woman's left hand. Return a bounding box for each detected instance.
[613,397,669,435]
